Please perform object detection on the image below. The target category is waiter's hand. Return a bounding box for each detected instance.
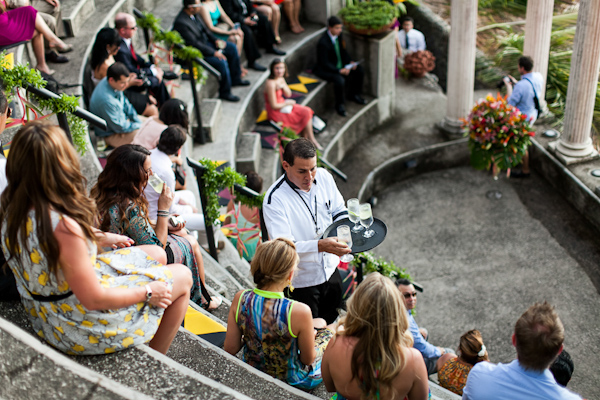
[318,237,351,257]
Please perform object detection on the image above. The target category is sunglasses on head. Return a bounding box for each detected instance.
[403,292,417,299]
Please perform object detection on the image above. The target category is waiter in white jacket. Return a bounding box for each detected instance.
[263,138,351,323]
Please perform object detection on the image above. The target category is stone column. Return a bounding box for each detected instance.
[439,0,478,137]
[553,0,600,163]
[523,0,554,102]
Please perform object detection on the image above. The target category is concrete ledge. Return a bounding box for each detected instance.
[62,0,97,37]
[168,328,322,400]
[236,132,262,174]
[0,316,152,400]
[358,138,469,202]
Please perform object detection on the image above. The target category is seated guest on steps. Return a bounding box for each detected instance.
[313,16,365,118]
[265,59,321,150]
[89,62,141,149]
[396,278,455,375]
[437,329,490,396]
[114,12,171,108]
[224,170,263,262]
[253,0,304,38]
[321,273,429,400]
[92,144,222,310]
[220,0,286,62]
[0,121,193,355]
[90,27,158,118]
[224,238,334,390]
[173,0,250,102]
[133,98,189,151]
[143,125,207,234]
[0,0,72,75]
[197,0,248,75]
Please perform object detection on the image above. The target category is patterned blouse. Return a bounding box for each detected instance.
[438,357,473,395]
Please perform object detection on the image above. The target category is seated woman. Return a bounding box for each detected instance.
[265,59,321,150]
[0,121,192,355]
[197,0,245,66]
[322,273,429,400]
[224,238,333,390]
[224,170,262,262]
[90,27,158,118]
[92,144,221,310]
[253,0,304,39]
[437,329,489,396]
[0,0,71,75]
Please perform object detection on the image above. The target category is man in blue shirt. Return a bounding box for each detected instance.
[503,55,543,178]
[463,302,582,400]
[396,279,454,375]
[90,62,141,148]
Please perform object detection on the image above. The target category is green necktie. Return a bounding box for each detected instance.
[334,38,343,69]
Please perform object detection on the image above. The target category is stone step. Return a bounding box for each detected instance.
[201,246,245,300]
[205,285,232,322]
[73,341,254,400]
[61,0,97,38]
[200,98,222,142]
[236,132,262,174]
[167,327,322,400]
[0,316,152,400]
[258,146,281,194]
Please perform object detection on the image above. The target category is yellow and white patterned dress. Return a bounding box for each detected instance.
[1,210,173,355]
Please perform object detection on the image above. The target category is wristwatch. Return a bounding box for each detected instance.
[145,285,153,302]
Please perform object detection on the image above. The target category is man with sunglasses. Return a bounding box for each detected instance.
[396,278,454,375]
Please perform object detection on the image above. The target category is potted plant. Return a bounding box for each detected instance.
[463,93,534,178]
[339,0,399,36]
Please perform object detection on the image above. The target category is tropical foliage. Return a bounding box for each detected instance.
[340,0,399,30]
[350,251,412,281]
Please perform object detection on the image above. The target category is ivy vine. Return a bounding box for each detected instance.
[0,55,89,154]
[350,251,412,281]
[136,12,205,81]
[198,158,266,226]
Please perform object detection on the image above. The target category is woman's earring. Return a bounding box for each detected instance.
[287,279,294,293]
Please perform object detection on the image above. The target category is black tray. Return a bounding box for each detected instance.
[323,217,387,253]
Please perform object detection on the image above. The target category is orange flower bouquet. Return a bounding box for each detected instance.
[463,94,534,177]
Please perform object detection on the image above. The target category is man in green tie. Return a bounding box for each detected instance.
[313,16,365,117]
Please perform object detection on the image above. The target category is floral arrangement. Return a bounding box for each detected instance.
[463,93,534,176]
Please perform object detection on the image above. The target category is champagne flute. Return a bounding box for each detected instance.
[360,203,375,238]
[337,225,354,263]
[148,174,164,194]
[347,198,363,232]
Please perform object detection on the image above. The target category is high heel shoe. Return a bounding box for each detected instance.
[50,42,73,53]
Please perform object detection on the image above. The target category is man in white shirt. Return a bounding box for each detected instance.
[397,16,426,57]
[263,138,351,323]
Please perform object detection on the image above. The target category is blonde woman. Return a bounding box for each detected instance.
[322,273,429,400]
[224,238,334,389]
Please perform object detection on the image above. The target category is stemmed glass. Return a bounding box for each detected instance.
[337,225,354,263]
[360,203,375,238]
[347,198,363,233]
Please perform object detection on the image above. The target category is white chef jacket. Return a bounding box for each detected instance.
[263,168,347,288]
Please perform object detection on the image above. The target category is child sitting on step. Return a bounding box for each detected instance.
[224,237,334,390]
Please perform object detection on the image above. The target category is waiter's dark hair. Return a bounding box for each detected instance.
[283,138,316,166]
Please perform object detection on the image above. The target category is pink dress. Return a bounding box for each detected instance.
[0,2,37,46]
[265,88,314,135]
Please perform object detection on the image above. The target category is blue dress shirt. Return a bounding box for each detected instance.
[89,77,141,138]
[407,310,441,359]
[462,360,582,400]
[507,72,543,123]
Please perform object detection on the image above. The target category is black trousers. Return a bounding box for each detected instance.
[240,23,261,66]
[243,11,275,52]
[284,268,344,324]
[315,65,364,108]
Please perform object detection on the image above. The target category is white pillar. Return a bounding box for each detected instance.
[439,0,478,137]
[554,0,600,162]
[523,0,554,101]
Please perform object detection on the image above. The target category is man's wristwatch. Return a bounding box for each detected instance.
[145,285,153,302]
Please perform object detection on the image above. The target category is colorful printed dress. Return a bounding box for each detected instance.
[235,288,333,389]
[106,203,205,306]
[1,210,172,355]
[437,357,473,395]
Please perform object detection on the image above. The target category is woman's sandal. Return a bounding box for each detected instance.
[275,36,282,45]
[50,43,73,53]
[206,295,223,310]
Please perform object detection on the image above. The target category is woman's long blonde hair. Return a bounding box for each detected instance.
[339,273,414,400]
[0,121,97,276]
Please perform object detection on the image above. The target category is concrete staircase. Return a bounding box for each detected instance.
[0,0,460,398]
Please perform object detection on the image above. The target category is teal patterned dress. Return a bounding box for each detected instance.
[235,288,333,389]
[1,210,171,355]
